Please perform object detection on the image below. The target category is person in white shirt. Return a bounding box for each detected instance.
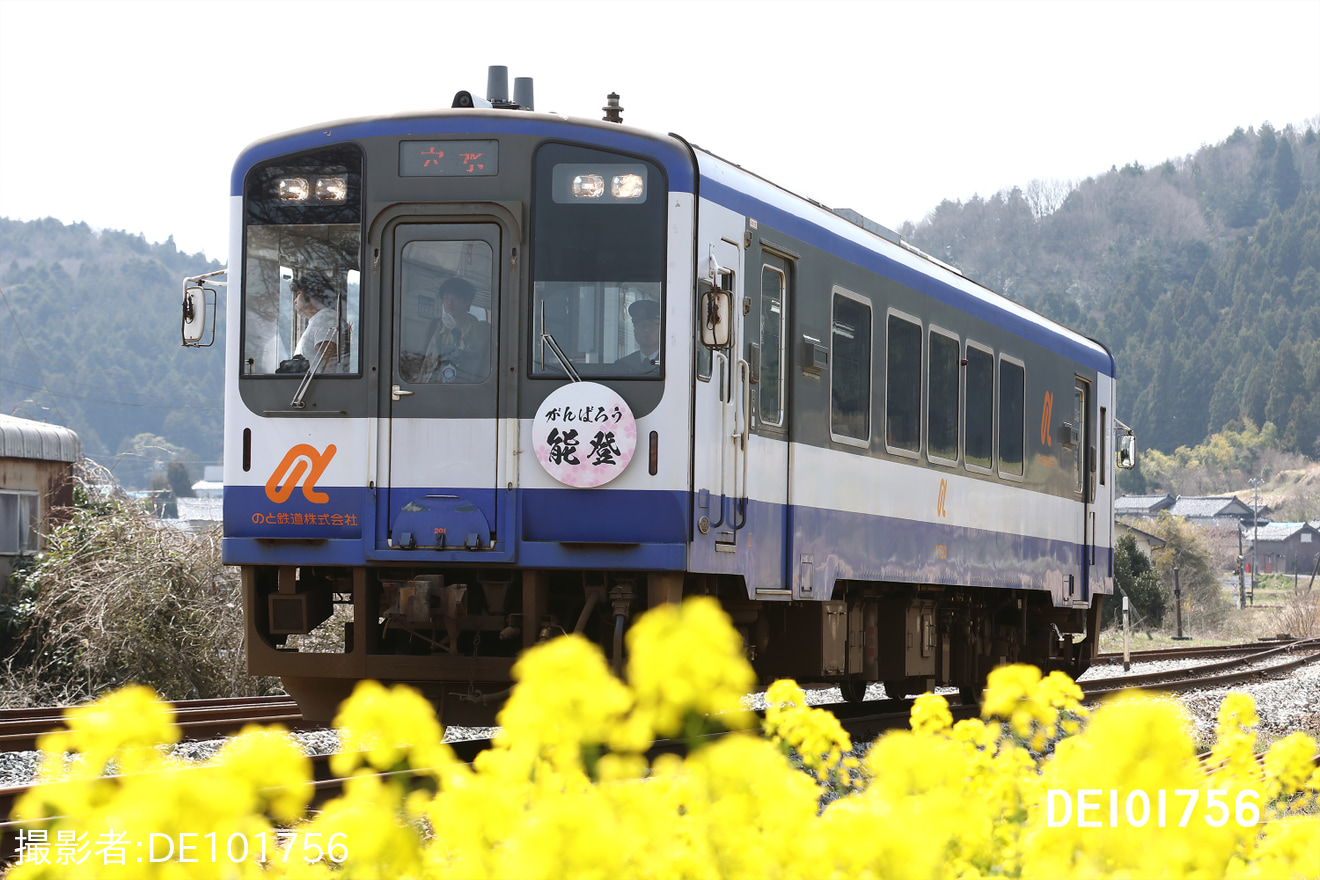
[292,274,339,370]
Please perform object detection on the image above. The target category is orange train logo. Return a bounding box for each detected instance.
[1040,391,1054,447]
[265,444,337,504]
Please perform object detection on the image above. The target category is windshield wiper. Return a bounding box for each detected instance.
[540,332,581,383]
[290,344,329,408]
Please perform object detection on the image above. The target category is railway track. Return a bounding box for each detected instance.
[4,641,1318,856]
[1082,637,1320,698]
[1093,637,1299,665]
[0,694,313,754]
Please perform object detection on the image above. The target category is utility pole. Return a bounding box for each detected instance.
[1250,477,1262,607]
[1122,595,1131,671]
[1237,529,1246,611]
[1172,566,1189,640]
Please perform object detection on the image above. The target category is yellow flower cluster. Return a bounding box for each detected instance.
[10,598,1320,879]
[979,663,1088,750]
[762,679,859,787]
[14,687,312,879]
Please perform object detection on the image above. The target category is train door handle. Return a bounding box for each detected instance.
[391,385,413,401]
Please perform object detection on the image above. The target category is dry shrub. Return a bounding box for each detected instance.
[1,461,279,707]
[1270,591,1320,638]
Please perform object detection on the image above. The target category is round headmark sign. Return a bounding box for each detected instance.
[532,382,637,487]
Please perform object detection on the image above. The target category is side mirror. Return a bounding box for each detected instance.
[1116,433,1136,470]
[182,283,217,347]
[699,286,731,349]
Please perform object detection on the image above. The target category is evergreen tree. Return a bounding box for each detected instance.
[1272,137,1302,210]
[1102,534,1165,630]
[1266,341,1304,430]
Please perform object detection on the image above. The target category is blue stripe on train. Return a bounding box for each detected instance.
[225,485,688,542]
[223,485,1110,602]
[233,117,696,195]
[698,174,1114,376]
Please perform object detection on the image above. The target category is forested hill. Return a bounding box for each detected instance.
[902,121,1320,460]
[0,218,224,487]
[3,121,1318,486]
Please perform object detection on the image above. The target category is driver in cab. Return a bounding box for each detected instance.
[615,299,660,374]
[422,276,489,383]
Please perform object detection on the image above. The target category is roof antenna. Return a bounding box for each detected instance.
[513,77,535,111]
[602,92,623,124]
[487,66,509,105]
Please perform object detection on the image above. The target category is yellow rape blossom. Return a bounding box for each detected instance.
[8,599,1320,880]
[331,679,453,777]
[763,679,858,786]
[624,596,756,737]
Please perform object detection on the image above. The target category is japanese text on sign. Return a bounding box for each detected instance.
[533,383,637,488]
[399,140,499,177]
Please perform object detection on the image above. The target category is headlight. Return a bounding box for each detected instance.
[315,176,348,201]
[572,174,605,199]
[277,178,309,201]
[612,174,644,199]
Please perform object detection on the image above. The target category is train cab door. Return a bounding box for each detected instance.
[1072,376,1094,602]
[376,218,514,558]
[693,238,743,548]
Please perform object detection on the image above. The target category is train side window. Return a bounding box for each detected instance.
[885,312,922,455]
[759,265,786,427]
[1099,405,1107,486]
[999,357,1025,477]
[964,343,994,471]
[927,327,960,464]
[830,289,871,446]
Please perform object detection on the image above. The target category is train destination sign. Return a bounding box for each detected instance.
[532,382,636,488]
[399,140,498,177]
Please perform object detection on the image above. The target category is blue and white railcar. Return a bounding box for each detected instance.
[183,69,1130,719]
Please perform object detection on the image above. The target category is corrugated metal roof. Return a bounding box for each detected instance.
[1167,496,1252,518]
[0,414,80,463]
[1115,494,1174,512]
[1251,522,1317,542]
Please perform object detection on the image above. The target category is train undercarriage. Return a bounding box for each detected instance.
[246,564,1100,722]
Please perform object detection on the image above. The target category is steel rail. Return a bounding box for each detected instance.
[1082,639,1320,698]
[0,696,308,753]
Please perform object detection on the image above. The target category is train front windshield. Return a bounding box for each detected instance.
[530,143,666,378]
[241,145,362,376]
[238,138,668,382]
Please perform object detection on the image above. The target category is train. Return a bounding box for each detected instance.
[181,67,1135,721]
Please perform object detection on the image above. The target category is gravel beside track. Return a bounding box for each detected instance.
[1076,650,1320,741]
[2,654,1316,789]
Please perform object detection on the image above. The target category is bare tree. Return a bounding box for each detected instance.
[1024,178,1073,220]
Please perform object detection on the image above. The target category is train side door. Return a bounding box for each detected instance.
[744,251,793,594]
[376,219,512,556]
[1073,376,1093,601]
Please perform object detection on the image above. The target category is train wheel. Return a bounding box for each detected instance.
[882,680,907,699]
[959,685,982,707]
[838,678,869,702]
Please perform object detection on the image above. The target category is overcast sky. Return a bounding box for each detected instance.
[1,0,1317,263]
